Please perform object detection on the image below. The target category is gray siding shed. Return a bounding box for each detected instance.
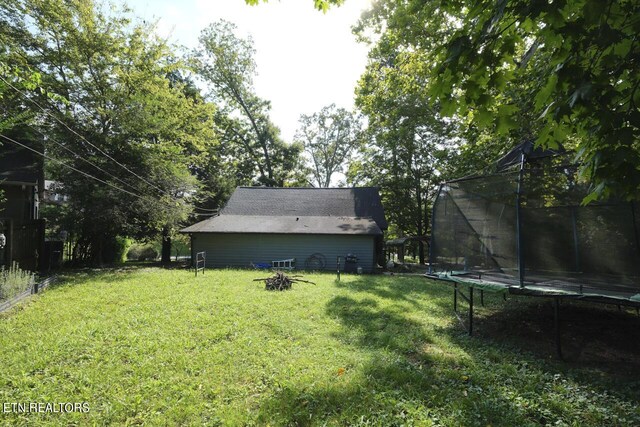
[192,233,376,272]
[182,186,387,273]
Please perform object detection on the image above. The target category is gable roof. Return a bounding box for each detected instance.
[181,215,382,235]
[221,187,388,230]
[181,187,388,235]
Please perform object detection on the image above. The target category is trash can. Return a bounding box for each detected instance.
[344,253,358,273]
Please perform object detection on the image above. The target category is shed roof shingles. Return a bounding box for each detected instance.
[181,187,387,235]
[181,215,382,235]
[222,187,387,230]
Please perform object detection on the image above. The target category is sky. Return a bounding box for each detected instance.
[126,0,372,143]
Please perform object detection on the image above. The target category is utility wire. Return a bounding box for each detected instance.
[1,76,218,213]
[0,133,143,199]
[25,123,143,195]
[1,133,218,215]
[1,75,191,202]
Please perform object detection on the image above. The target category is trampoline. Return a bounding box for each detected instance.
[426,142,640,356]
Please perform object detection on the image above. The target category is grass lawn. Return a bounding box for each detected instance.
[1,268,639,426]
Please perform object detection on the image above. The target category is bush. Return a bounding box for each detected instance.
[102,236,133,264]
[0,262,35,301]
[126,244,158,261]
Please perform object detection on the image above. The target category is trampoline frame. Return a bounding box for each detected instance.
[427,151,640,358]
[426,271,640,358]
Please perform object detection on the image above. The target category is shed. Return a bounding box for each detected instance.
[181,187,388,272]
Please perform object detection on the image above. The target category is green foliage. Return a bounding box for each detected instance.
[244,0,344,13]
[0,261,35,300]
[353,39,458,256]
[115,237,133,264]
[196,20,305,187]
[126,243,159,262]
[295,104,363,187]
[1,0,217,263]
[0,268,639,425]
[357,0,640,200]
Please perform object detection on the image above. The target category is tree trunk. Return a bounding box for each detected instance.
[416,178,425,265]
[161,227,171,266]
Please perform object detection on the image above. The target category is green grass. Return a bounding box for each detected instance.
[0,268,638,426]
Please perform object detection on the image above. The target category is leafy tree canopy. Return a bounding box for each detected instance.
[196,20,305,187]
[295,104,363,187]
[1,0,216,263]
[356,0,640,201]
[245,0,344,13]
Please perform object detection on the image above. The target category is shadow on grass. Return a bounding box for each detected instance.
[255,280,531,426]
[256,276,640,426]
[467,298,640,372]
[333,273,450,311]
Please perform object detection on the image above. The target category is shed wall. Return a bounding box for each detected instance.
[191,233,376,272]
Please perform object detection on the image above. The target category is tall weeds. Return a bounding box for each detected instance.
[0,262,35,300]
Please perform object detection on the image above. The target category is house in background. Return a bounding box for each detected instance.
[0,140,45,271]
[43,180,70,205]
[181,187,388,273]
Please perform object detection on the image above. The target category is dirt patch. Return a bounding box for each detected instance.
[475,298,640,372]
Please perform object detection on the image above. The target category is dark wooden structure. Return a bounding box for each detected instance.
[0,139,46,271]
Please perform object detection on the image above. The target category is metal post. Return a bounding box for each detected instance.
[515,153,526,287]
[453,282,458,312]
[428,184,443,274]
[631,202,640,256]
[32,282,38,294]
[554,297,562,359]
[570,207,580,273]
[468,287,474,336]
[336,256,341,281]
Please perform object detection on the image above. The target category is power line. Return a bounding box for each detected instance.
[25,123,143,195]
[0,133,143,199]
[1,133,219,216]
[1,76,218,213]
[0,75,184,201]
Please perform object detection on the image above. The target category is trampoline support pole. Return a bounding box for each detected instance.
[469,287,474,336]
[428,184,443,275]
[516,153,526,287]
[453,282,458,312]
[570,207,581,273]
[480,289,484,307]
[554,298,562,359]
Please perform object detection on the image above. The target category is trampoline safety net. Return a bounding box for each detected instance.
[430,162,640,300]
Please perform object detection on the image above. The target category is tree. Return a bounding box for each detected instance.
[245,0,344,12]
[352,39,456,263]
[295,104,363,187]
[1,0,216,264]
[356,0,640,201]
[196,20,303,187]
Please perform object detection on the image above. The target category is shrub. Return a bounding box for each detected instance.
[102,236,133,264]
[0,262,35,301]
[126,244,158,261]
